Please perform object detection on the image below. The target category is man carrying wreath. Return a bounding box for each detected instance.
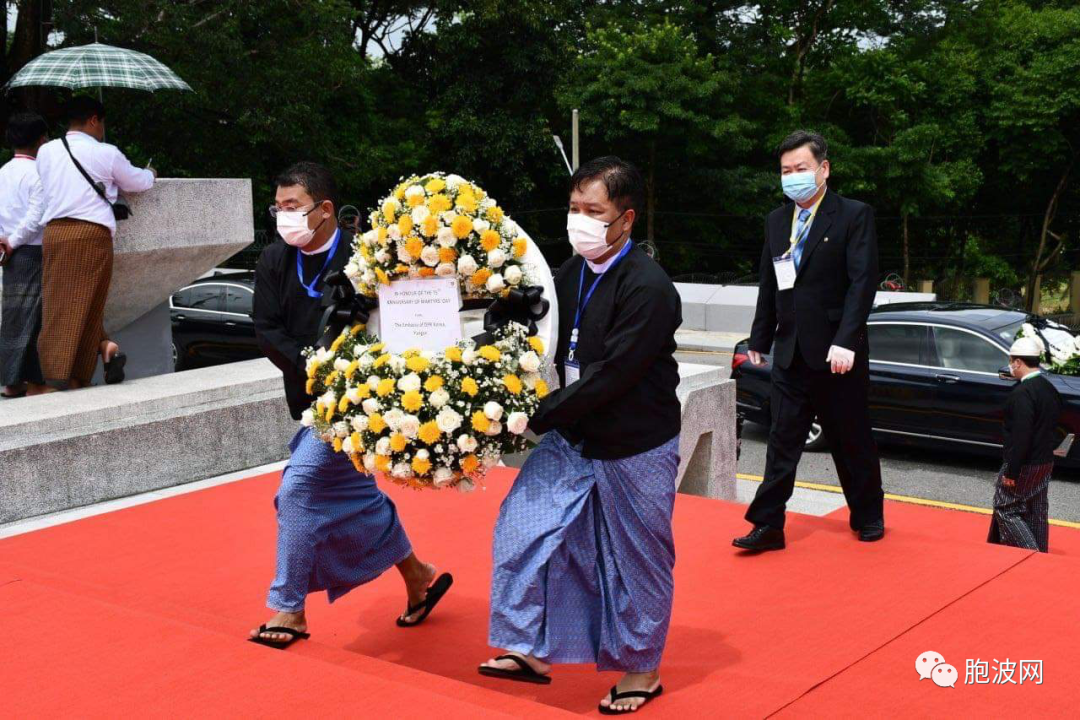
[479,156,682,715]
[248,162,451,649]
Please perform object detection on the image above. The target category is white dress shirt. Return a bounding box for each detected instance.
[0,156,45,249]
[34,131,155,236]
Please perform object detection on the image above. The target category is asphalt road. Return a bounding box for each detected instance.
[704,353,1080,524]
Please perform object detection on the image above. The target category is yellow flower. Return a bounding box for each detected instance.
[480,229,500,252]
[382,201,397,223]
[513,237,528,258]
[470,268,492,287]
[456,191,478,213]
[461,377,479,396]
[345,360,360,380]
[398,214,414,235]
[333,437,343,453]
[316,401,324,415]
[369,413,387,433]
[445,346,463,362]
[461,454,480,474]
[369,343,385,353]
[305,378,316,395]
[350,454,366,473]
[451,214,473,239]
[503,375,523,394]
[373,354,390,368]
[411,456,433,475]
[375,454,392,472]
[471,410,490,433]
[401,390,423,412]
[486,205,504,224]
[424,375,444,392]
[418,421,441,445]
[406,189,425,208]
[350,323,366,336]
[376,378,395,397]
[438,247,458,263]
[401,349,419,358]
[306,359,321,379]
[355,383,371,399]
[528,336,545,354]
[350,432,363,453]
[338,396,351,412]
[375,268,390,285]
[421,215,439,237]
[428,193,452,214]
[479,345,501,362]
[325,371,340,386]
[405,236,424,259]
[535,379,549,398]
[406,355,430,373]
[330,334,346,352]
[324,404,335,423]
[390,433,407,452]
[376,226,389,245]
[425,177,446,193]
[394,183,407,200]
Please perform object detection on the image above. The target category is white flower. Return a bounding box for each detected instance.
[405,184,426,204]
[360,269,375,288]
[397,373,422,393]
[342,435,355,454]
[484,401,504,421]
[523,372,542,390]
[502,219,519,236]
[375,248,391,264]
[319,390,337,407]
[429,387,450,408]
[333,357,351,372]
[388,224,403,241]
[333,421,350,438]
[458,477,476,493]
[363,453,376,471]
[351,415,370,432]
[507,412,529,435]
[457,434,478,453]
[300,409,315,427]
[487,248,506,268]
[344,261,361,280]
[411,205,430,224]
[433,467,455,487]
[367,375,381,390]
[436,407,463,433]
[375,437,392,455]
[389,355,408,374]
[421,350,436,361]
[346,386,363,403]
[486,273,505,293]
[481,453,500,468]
[473,218,491,234]
[384,409,405,431]
[399,414,421,439]
[446,174,466,190]
[362,229,378,245]
[359,354,374,368]
[420,245,440,267]
[397,244,414,263]
[362,398,381,415]
[436,226,457,247]
[505,265,523,285]
[461,348,477,365]
[315,347,332,363]
[458,254,478,276]
[484,420,503,437]
[415,448,430,460]
[518,351,541,373]
[392,462,413,479]
[434,262,454,277]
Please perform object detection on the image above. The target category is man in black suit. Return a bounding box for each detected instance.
[733,131,885,551]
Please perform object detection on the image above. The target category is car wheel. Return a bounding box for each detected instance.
[173,342,185,371]
[805,420,827,451]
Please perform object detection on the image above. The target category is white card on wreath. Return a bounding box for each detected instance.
[377,277,463,353]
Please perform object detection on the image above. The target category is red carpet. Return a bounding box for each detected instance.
[2,468,1077,717]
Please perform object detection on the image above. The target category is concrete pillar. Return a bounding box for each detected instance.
[972,277,991,304]
[1070,271,1080,316]
[917,280,934,294]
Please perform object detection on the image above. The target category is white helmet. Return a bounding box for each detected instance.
[1009,336,1043,358]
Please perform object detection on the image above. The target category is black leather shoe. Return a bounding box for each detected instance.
[858,519,885,542]
[732,525,785,551]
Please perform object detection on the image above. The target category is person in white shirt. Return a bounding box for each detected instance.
[30,96,155,391]
[0,112,49,398]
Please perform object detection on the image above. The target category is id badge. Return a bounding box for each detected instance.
[564,360,581,385]
[772,254,796,291]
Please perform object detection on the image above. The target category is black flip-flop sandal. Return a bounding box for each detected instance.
[103,351,127,384]
[396,572,454,627]
[247,624,310,650]
[478,654,552,685]
[599,685,664,715]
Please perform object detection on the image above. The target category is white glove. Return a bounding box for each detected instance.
[826,345,855,374]
[748,350,765,366]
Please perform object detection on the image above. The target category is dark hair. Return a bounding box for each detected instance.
[1010,355,1040,368]
[570,155,646,217]
[778,130,828,163]
[276,161,339,208]
[5,111,47,149]
[66,95,106,125]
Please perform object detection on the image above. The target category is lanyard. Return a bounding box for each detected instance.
[568,240,633,361]
[296,228,341,299]
[786,193,825,256]
[13,154,34,161]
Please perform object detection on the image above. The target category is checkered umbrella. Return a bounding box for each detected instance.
[4,43,192,92]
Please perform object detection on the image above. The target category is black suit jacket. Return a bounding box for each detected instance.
[749,190,879,371]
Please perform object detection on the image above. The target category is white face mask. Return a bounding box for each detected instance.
[567,210,624,260]
[277,209,323,248]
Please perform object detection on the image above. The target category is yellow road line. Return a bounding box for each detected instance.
[736,472,1080,530]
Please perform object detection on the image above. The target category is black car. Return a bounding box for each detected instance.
[170,273,262,369]
[732,302,1080,467]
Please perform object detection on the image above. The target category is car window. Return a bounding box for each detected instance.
[185,285,223,312]
[225,286,253,315]
[932,327,1006,374]
[171,288,191,308]
[868,324,927,365]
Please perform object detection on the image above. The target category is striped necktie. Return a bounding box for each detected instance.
[792,208,812,270]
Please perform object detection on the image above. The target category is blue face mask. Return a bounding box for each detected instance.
[781,166,823,203]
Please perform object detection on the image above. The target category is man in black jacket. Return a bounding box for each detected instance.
[988,336,1063,553]
[733,130,885,551]
[479,157,680,715]
[248,162,450,649]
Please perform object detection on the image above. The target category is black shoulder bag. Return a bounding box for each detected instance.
[60,136,132,221]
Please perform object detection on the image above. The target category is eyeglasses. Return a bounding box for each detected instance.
[268,202,322,219]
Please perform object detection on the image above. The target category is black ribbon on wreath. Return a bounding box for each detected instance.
[315,270,379,350]
[471,285,550,346]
